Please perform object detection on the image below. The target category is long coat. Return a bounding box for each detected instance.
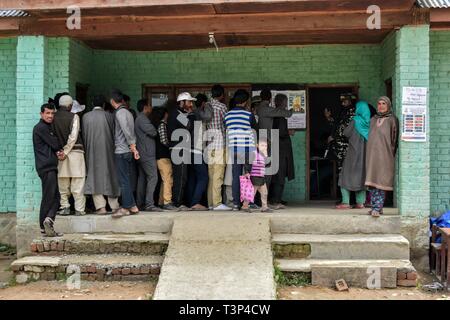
[338,121,366,191]
[272,116,295,183]
[365,115,399,191]
[82,107,120,197]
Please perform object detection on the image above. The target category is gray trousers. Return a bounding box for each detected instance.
[137,158,158,208]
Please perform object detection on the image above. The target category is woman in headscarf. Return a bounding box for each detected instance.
[336,101,371,209]
[365,96,399,218]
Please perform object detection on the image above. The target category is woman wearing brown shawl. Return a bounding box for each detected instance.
[365,96,399,218]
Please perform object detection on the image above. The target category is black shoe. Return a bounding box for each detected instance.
[162,203,179,211]
[280,200,288,206]
[43,217,63,237]
[143,205,163,212]
[232,205,240,211]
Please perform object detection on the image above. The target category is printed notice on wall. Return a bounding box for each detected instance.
[401,87,427,142]
[252,90,307,130]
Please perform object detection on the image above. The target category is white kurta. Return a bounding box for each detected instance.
[57,114,86,178]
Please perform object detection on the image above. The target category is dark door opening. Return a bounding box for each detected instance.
[308,86,357,201]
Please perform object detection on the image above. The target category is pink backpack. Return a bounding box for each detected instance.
[240,175,255,203]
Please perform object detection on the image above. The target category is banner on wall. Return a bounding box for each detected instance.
[252,90,307,130]
[401,87,427,142]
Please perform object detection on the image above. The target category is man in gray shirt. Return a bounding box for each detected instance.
[135,99,162,212]
[110,89,140,218]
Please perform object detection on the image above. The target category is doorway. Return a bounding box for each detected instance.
[307,85,358,201]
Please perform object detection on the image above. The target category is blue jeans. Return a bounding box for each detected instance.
[115,153,136,209]
[186,161,209,207]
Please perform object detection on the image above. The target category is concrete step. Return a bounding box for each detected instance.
[272,233,410,260]
[11,254,163,283]
[30,233,169,256]
[153,216,276,300]
[53,211,400,235]
[276,258,417,289]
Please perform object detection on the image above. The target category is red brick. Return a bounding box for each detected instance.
[80,266,87,273]
[397,272,407,280]
[131,267,140,275]
[86,265,96,273]
[50,241,58,251]
[407,272,418,281]
[140,266,150,274]
[57,241,65,251]
[150,266,160,275]
[96,268,106,275]
[30,243,38,252]
[111,268,121,275]
[36,242,44,252]
[121,268,131,275]
[397,279,417,287]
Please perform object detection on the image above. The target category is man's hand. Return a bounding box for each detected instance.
[130,144,140,160]
[56,150,66,161]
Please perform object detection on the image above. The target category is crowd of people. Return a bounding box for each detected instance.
[32,85,297,236]
[326,94,399,218]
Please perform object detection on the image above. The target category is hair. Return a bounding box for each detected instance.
[137,98,149,112]
[211,84,225,98]
[92,94,106,108]
[260,88,272,101]
[123,94,130,102]
[104,102,114,113]
[233,89,250,105]
[164,98,177,113]
[368,103,377,118]
[228,98,235,110]
[41,103,55,113]
[274,94,288,108]
[150,107,167,127]
[110,89,124,104]
[195,93,208,108]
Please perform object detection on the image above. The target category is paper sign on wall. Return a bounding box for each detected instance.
[252,90,307,129]
[401,87,427,142]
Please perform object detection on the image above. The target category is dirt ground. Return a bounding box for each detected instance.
[1,253,449,300]
[278,271,450,300]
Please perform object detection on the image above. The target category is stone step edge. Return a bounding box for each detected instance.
[30,237,169,255]
[275,258,418,288]
[271,233,409,244]
[11,255,163,283]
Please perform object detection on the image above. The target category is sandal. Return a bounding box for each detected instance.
[335,204,351,210]
[111,208,131,219]
[95,207,108,215]
[371,210,381,218]
[129,206,140,215]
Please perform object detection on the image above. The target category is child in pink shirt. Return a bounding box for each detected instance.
[242,139,272,213]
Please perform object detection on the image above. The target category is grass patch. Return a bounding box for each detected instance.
[0,243,16,255]
[274,263,311,287]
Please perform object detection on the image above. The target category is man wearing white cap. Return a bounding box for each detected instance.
[167,92,196,210]
[52,94,86,216]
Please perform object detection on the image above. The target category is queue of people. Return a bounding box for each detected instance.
[32,85,297,236]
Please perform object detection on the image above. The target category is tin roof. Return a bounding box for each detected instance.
[416,0,450,8]
[0,10,29,18]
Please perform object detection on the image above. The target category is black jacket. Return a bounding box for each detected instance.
[33,120,62,176]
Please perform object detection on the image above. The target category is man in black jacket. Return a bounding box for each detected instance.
[33,103,64,237]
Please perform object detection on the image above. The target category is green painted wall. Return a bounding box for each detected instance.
[69,39,93,101]
[0,38,17,212]
[430,31,450,214]
[394,26,431,218]
[91,45,382,201]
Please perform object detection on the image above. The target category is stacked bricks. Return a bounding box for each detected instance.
[30,238,168,256]
[430,31,450,214]
[12,262,160,283]
[396,269,418,287]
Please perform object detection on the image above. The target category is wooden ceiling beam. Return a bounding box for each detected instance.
[19,11,413,37]
[1,0,416,12]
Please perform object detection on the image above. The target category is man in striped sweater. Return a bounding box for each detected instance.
[224,89,258,211]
